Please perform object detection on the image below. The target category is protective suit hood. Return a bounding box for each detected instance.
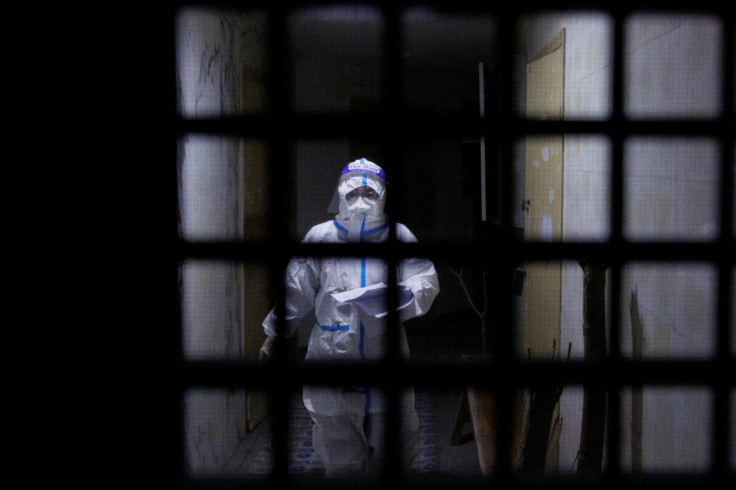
[332,158,388,242]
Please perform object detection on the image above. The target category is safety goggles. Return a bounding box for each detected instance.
[345,186,379,202]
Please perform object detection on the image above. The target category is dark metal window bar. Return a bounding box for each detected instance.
[166,2,735,489]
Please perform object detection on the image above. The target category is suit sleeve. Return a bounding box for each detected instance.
[396,224,440,320]
[262,228,321,338]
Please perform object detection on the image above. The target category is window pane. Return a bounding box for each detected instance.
[438,259,496,359]
[518,135,612,242]
[294,140,354,242]
[558,385,585,472]
[290,5,384,113]
[621,262,717,359]
[625,13,722,119]
[402,8,497,115]
[563,135,612,241]
[184,388,270,477]
[176,7,267,117]
[516,260,611,362]
[181,260,271,361]
[620,387,712,472]
[178,135,269,241]
[517,12,613,120]
[624,137,719,242]
[392,138,480,242]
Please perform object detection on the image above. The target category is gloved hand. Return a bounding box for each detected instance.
[259,336,276,361]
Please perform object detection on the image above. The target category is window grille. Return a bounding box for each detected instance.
[164,1,734,489]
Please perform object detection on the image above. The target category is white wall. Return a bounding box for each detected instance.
[616,14,720,473]
[176,8,266,475]
[520,12,723,473]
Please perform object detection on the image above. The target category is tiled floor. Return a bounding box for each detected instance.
[407,310,483,476]
[224,388,481,478]
[222,309,484,478]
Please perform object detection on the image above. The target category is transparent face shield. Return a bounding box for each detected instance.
[327,178,342,214]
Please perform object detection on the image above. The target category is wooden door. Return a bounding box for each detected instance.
[523,29,565,361]
[520,28,565,471]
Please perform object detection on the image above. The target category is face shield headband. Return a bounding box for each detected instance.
[339,158,387,182]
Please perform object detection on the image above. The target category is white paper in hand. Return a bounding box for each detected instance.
[331,282,413,317]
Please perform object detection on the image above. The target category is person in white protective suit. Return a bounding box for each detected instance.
[260,158,440,475]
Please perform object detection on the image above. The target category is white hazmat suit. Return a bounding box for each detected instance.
[261,158,440,475]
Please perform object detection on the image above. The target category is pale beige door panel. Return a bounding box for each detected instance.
[522,29,565,361]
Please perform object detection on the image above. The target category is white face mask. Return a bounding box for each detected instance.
[346,195,376,215]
